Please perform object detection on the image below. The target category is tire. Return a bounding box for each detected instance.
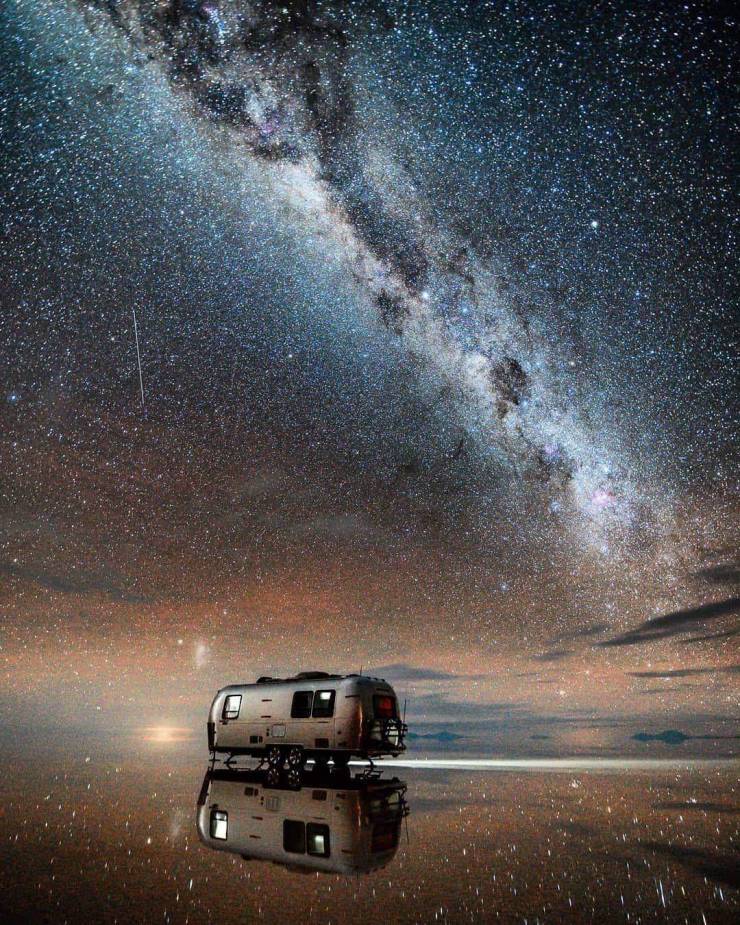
[331,753,349,768]
[267,745,283,767]
[265,765,281,787]
[287,746,304,768]
[285,766,302,789]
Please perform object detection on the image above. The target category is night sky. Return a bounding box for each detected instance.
[1,1,737,744]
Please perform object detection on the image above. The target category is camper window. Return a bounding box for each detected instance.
[371,821,399,853]
[283,819,306,854]
[306,823,331,857]
[312,690,335,718]
[373,694,397,718]
[282,821,330,857]
[210,810,228,840]
[223,695,242,720]
[291,690,313,718]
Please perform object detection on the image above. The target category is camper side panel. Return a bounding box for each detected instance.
[209,676,403,757]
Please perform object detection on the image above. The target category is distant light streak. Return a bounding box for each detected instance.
[375,757,738,771]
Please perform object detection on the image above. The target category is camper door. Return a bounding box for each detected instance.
[287,688,336,750]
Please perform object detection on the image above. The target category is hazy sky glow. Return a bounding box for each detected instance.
[0,1,737,751]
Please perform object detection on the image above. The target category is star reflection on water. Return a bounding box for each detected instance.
[0,737,737,923]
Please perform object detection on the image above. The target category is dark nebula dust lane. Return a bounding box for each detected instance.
[0,1,737,735]
[62,0,731,551]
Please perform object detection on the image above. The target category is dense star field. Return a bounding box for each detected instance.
[0,1,737,745]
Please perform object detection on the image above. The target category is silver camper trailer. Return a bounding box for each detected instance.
[207,671,406,768]
[196,767,409,874]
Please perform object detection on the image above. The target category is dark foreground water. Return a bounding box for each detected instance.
[0,738,737,924]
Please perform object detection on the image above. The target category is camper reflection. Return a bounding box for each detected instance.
[196,769,409,874]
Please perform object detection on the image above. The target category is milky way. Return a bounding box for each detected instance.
[0,1,737,732]
[70,0,720,550]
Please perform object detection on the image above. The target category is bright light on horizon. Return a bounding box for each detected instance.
[140,726,193,744]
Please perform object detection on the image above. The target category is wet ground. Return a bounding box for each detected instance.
[0,737,737,924]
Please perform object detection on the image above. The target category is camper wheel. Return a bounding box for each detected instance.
[285,766,302,789]
[286,746,304,768]
[267,745,283,767]
[265,765,281,787]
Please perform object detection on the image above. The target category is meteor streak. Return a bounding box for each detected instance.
[132,305,145,412]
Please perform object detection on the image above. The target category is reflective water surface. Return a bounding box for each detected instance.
[1,737,737,923]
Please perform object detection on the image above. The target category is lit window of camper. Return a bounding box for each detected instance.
[282,820,331,857]
[306,824,330,857]
[210,810,228,840]
[312,690,335,718]
[373,694,397,718]
[290,691,313,718]
[371,821,399,853]
[223,695,241,719]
